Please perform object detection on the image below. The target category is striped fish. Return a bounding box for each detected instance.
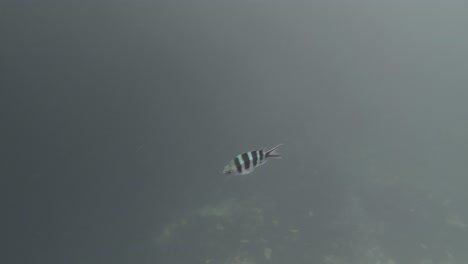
[223,144,283,176]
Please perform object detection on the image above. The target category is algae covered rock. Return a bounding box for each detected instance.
[155,198,273,263]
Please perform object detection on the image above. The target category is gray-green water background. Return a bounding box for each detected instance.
[3,0,468,263]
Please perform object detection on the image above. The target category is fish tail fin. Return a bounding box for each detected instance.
[265,144,283,158]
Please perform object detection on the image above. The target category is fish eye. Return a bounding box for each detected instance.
[227,171,232,174]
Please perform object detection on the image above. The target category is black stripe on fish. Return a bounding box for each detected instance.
[234,156,242,173]
[242,152,250,170]
[251,151,258,166]
[259,150,264,161]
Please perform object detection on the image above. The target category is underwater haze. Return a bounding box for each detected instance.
[3,0,468,263]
